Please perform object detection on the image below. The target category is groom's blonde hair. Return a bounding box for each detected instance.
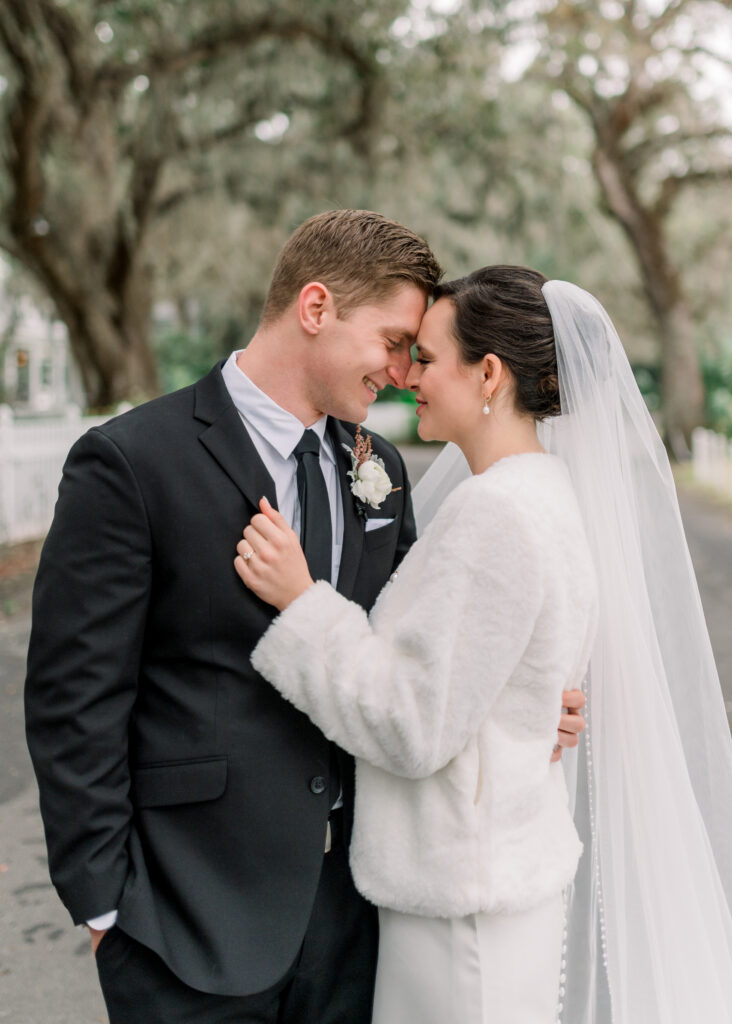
[261,209,442,325]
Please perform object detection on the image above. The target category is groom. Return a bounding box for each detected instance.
[25,209,585,1023]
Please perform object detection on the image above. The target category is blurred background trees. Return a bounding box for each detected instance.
[0,0,730,447]
[524,0,732,451]
[0,0,394,405]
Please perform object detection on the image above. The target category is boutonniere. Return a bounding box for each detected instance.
[342,426,401,517]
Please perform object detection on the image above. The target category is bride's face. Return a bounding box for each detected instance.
[406,298,485,444]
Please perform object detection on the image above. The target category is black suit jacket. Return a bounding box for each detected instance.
[25,362,417,996]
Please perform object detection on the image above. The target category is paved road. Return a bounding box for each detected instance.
[0,448,730,1023]
[675,483,732,719]
[0,608,107,1024]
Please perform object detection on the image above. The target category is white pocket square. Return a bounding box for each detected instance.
[364,517,395,532]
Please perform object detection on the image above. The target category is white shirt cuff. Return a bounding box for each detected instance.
[86,910,118,930]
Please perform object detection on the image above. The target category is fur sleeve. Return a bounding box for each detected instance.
[251,481,544,778]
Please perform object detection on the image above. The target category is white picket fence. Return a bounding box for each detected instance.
[692,427,732,499]
[0,405,110,545]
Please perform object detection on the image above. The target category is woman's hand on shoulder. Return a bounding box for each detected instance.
[551,689,586,762]
[234,498,315,611]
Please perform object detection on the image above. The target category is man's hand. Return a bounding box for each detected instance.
[551,689,586,763]
[89,925,108,956]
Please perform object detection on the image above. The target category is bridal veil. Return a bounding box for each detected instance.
[412,280,732,1023]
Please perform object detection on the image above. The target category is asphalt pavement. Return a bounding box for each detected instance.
[0,447,730,1023]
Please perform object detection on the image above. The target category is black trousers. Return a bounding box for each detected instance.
[95,830,378,1024]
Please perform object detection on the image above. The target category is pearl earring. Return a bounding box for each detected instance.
[483,393,492,416]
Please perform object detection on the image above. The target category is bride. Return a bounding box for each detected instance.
[234,266,732,1023]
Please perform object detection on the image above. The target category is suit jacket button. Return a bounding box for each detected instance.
[309,776,327,795]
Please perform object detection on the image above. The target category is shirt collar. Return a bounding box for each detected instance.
[221,351,333,462]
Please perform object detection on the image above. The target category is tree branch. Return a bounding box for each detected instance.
[96,16,374,89]
[679,44,732,70]
[533,67,594,116]
[623,0,639,22]
[172,97,265,156]
[0,234,25,263]
[0,3,43,76]
[95,15,378,151]
[37,0,92,104]
[155,181,216,218]
[2,74,53,241]
[641,0,691,36]
[625,126,732,169]
[653,166,732,217]
[605,79,675,139]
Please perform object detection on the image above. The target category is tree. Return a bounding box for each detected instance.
[518,0,732,450]
[0,0,388,407]
[2,0,729,436]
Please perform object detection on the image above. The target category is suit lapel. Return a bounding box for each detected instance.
[194,368,365,595]
[194,363,278,511]
[329,419,365,600]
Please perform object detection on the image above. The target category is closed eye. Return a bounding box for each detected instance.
[384,332,414,352]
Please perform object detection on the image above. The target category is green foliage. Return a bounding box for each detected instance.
[632,365,662,414]
[0,0,730,420]
[376,384,420,441]
[631,359,732,438]
[152,328,227,394]
[376,385,416,406]
[702,352,732,439]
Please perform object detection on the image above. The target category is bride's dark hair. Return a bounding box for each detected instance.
[433,266,561,419]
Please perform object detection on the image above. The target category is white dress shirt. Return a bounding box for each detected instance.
[221,351,344,587]
[87,354,345,931]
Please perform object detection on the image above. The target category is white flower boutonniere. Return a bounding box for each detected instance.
[342,426,401,516]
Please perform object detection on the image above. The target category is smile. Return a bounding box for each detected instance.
[364,377,380,397]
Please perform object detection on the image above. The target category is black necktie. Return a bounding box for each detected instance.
[294,429,341,808]
[294,429,332,583]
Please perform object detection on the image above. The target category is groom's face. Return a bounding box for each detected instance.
[308,283,427,423]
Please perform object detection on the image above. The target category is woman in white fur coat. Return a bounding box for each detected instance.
[235,266,599,1024]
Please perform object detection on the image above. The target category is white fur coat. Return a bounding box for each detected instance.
[252,452,598,917]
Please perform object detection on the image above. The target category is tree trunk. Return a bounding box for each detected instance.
[64,302,160,410]
[592,144,704,453]
[47,260,160,409]
[0,2,382,411]
[657,301,704,458]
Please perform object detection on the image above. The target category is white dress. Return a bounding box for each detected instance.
[252,454,598,1023]
[373,895,566,1024]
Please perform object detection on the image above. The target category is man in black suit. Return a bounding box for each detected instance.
[25,210,585,1023]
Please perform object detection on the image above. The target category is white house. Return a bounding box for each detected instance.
[1,294,83,414]
[0,266,100,543]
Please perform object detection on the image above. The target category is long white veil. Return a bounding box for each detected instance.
[412,280,732,1023]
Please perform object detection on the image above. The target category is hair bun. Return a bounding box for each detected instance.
[537,374,561,416]
[538,373,559,397]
